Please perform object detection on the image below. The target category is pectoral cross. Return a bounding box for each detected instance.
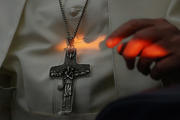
[49,48,90,114]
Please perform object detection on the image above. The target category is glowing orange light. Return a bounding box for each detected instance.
[54,41,67,51]
[106,36,169,59]
[123,39,151,58]
[106,37,123,48]
[117,43,123,53]
[141,44,169,58]
[54,34,106,52]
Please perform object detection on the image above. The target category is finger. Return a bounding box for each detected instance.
[141,43,169,59]
[137,58,154,75]
[106,19,156,48]
[117,43,124,54]
[123,56,136,70]
[139,41,169,75]
[133,27,165,42]
[107,18,156,39]
[119,38,154,70]
[117,42,127,55]
[121,38,154,70]
[106,18,173,48]
[106,37,123,48]
[123,38,151,58]
[150,55,176,80]
[116,43,135,69]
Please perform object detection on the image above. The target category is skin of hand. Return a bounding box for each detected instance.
[106,18,180,84]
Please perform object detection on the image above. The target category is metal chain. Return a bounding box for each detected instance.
[58,0,89,47]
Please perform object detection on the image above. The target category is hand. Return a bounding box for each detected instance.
[106,18,180,84]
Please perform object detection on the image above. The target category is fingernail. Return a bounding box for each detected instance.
[106,37,123,48]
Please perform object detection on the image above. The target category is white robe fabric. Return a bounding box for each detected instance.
[0,0,179,120]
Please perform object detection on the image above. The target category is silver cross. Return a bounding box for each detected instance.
[50,48,90,114]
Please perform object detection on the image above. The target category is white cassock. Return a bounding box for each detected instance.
[0,0,179,120]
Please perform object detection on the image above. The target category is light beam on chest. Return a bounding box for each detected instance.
[54,35,106,52]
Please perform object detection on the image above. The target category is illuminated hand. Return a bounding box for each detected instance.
[106,18,180,83]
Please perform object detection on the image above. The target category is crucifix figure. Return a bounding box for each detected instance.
[49,48,90,114]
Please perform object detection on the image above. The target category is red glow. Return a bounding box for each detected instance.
[117,44,123,53]
[123,39,151,58]
[106,37,123,48]
[141,44,169,58]
[106,36,169,59]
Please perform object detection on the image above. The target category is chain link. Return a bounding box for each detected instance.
[58,0,89,47]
